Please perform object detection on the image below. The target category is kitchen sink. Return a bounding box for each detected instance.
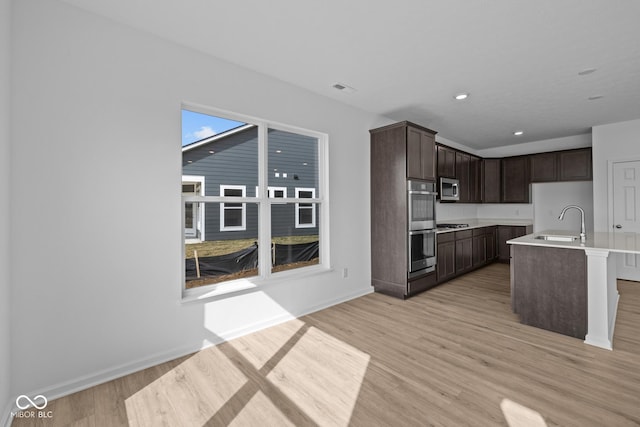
[534,234,579,242]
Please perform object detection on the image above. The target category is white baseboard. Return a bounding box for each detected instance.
[2,286,373,424]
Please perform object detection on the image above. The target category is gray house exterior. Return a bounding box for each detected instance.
[182,125,319,241]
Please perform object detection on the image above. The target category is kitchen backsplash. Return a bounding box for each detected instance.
[436,202,533,221]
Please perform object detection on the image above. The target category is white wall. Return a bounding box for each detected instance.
[0,0,11,421]
[477,203,533,220]
[532,182,594,233]
[476,133,592,158]
[593,118,640,231]
[10,0,385,399]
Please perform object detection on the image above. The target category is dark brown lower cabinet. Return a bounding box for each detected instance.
[436,232,456,283]
[437,226,501,284]
[486,226,497,261]
[472,229,487,268]
[407,272,437,296]
[455,230,473,274]
[498,225,533,262]
[511,244,587,339]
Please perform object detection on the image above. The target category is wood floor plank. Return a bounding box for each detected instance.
[11,263,640,426]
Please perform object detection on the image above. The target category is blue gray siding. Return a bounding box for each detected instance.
[182,127,319,241]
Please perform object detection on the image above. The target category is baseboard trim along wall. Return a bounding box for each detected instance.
[1,287,372,426]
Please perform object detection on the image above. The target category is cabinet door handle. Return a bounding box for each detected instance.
[615,224,622,229]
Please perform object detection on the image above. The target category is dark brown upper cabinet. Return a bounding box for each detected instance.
[469,155,482,202]
[559,148,592,181]
[501,156,530,203]
[455,151,470,202]
[407,126,437,181]
[482,159,501,203]
[530,152,558,182]
[437,145,456,178]
[530,148,592,183]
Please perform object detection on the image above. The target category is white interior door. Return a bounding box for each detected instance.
[612,160,640,280]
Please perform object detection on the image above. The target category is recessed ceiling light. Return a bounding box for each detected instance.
[332,83,356,93]
[454,93,469,100]
[578,68,597,76]
[513,131,524,136]
[588,95,604,101]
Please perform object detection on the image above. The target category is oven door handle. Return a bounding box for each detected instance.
[408,190,438,196]
[409,229,437,236]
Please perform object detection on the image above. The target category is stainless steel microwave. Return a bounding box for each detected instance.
[440,177,460,201]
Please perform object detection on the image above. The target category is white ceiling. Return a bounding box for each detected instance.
[61,0,640,149]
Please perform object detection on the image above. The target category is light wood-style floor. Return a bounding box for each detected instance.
[13,263,640,426]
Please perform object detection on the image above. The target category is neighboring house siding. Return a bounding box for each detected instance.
[182,127,319,241]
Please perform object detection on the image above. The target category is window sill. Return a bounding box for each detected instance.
[180,264,333,304]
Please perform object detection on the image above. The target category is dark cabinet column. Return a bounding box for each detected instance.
[370,121,437,299]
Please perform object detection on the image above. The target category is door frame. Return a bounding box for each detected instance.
[182,175,205,242]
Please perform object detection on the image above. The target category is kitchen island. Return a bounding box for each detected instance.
[508,231,640,350]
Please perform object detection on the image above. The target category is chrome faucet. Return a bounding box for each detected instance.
[558,205,586,242]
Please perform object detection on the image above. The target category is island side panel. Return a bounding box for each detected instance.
[511,245,587,339]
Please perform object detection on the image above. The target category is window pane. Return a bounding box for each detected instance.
[185,202,259,289]
[224,188,243,197]
[183,110,257,197]
[271,204,319,274]
[224,209,243,227]
[299,207,313,225]
[268,128,319,198]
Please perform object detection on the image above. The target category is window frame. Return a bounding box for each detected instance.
[219,184,247,231]
[181,104,330,300]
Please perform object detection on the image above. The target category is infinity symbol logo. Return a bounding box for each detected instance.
[16,395,48,410]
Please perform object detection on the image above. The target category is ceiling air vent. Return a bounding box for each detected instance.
[332,83,356,93]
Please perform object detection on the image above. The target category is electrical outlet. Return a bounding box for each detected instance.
[342,268,348,278]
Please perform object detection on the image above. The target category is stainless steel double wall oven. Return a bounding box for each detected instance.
[407,180,437,278]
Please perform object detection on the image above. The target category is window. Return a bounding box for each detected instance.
[269,187,287,198]
[181,107,327,292]
[295,188,316,228]
[220,185,246,231]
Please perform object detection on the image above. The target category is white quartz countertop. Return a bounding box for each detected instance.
[508,230,640,254]
[436,218,533,234]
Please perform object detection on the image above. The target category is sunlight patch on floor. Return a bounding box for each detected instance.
[229,318,306,370]
[501,398,548,427]
[266,325,371,426]
[228,390,296,427]
[124,348,248,425]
